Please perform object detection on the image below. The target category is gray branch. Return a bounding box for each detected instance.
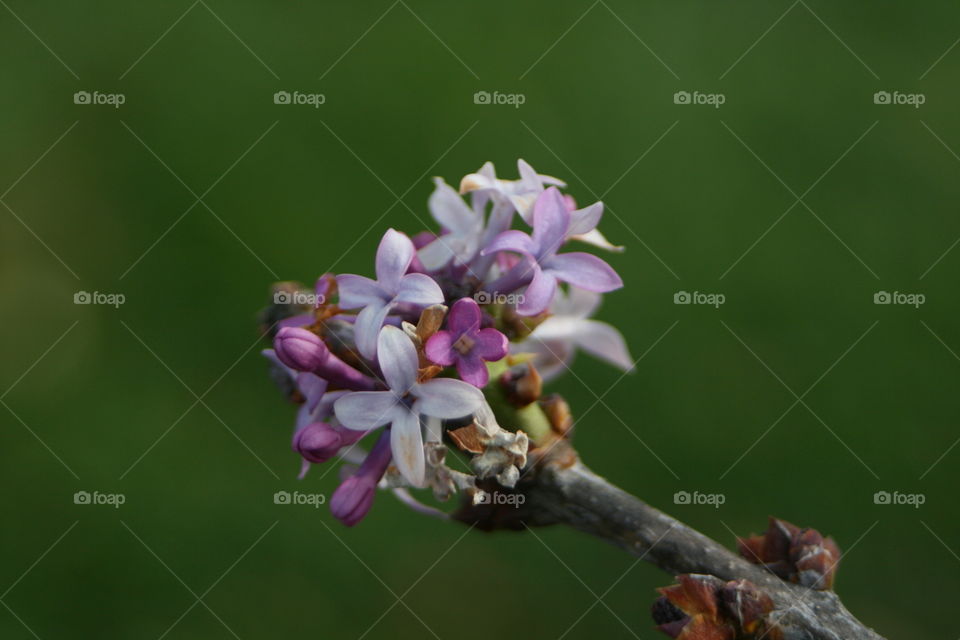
[516,460,885,640]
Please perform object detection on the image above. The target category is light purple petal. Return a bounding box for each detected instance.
[512,337,574,382]
[481,229,535,256]
[412,377,483,419]
[455,354,489,388]
[375,229,415,291]
[571,228,623,252]
[377,325,419,393]
[390,408,425,486]
[550,285,601,318]
[567,201,604,236]
[472,328,508,361]
[447,298,481,335]
[543,252,623,292]
[572,319,635,372]
[261,348,294,380]
[354,302,392,360]
[296,372,328,412]
[394,273,444,306]
[334,391,401,430]
[424,331,456,366]
[428,177,479,235]
[530,187,571,258]
[516,267,557,316]
[519,159,566,188]
[417,236,458,270]
[337,274,387,309]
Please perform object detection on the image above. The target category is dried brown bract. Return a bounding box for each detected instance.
[737,517,841,590]
[652,574,779,640]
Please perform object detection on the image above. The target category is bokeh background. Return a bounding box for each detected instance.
[2,1,959,638]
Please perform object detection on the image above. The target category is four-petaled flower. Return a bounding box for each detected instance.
[482,187,623,316]
[334,326,484,486]
[425,298,508,387]
[337,229,444,359]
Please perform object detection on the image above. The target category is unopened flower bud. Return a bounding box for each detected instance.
[540,394,573,435]
[292,422,341,464]
[499,362,542,407]
[737,517,840,590]
[330,431,392,527]
[274,327,327,371]
[330,475,377,527]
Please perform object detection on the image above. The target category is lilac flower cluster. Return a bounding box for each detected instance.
[262,160,634,526]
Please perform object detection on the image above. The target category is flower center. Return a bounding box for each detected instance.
[453,333,475,355]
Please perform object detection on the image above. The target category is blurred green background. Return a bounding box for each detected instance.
[2,1,958,638]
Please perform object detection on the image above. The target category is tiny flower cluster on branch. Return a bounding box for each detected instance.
[261,160,633,526]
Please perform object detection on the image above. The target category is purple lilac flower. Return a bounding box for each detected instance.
[330,430,393,526]
[334,325,483,486]
[424,298,508,387]
[459,159,565,221]
[273,326,377,391]
[482,187,623,316]
[417,178,485,271]
[511,286,633,381]
[337,229,444,359]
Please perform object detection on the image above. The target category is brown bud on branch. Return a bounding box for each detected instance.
[737,517,841,590]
